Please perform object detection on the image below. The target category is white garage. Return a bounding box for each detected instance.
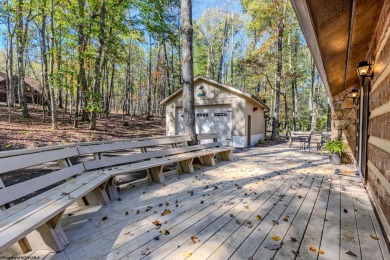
[160,76,269,147]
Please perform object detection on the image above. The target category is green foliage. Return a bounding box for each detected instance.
[325,140,346,156]
[85,91,103,113]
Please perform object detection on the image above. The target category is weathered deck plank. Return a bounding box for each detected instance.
[5,145,388,260]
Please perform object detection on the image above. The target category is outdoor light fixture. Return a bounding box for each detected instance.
[356,61,373,78]
[350,88,359,98]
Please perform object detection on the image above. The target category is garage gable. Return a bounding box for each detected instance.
[160,76,269,110]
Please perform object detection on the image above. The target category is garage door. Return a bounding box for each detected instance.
[176,106,232,146]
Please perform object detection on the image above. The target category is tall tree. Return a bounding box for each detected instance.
[16,0,32,118]
[90,0,106,130]
[181,0,197,144]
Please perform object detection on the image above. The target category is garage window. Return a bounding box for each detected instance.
[214,112,227,117]
[196,113,208,117]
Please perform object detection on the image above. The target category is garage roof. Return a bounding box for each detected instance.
[160,76,269,110]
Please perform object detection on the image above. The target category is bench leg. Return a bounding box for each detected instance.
[217,151,231,161]
[148,165,165,184]
[25,211,69,252]
[84,184,111,205]
[200,154,216,166]
[106,177,119,201]
[178,159,194,174]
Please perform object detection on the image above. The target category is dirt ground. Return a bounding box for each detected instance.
[0,103,166,151]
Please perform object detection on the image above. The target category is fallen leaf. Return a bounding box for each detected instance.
[272,220,279,226]
[201,200,204,204]
[61,192,69,196]
[125,211,128,216]
[298,195,303,199]
[370,235,379,240]
[161,209,171,216]
[244,205,250,209]
[161,229,170,235]
[136,210,140,214]
[291,237,297,242]
[318,249,325,255]
[188,252,192,257]
[272,236,281,241]
[283,217,289,222]
[124,231,132,236]
[191,236,200,244]
[159,203,163,207]
[310,246,316,252]
[152,220,161,228]
[117,198,122,201]
[154,236,160,240]
[102,216,108,221]
[165,202,170,206]
[248,257,253,260]
[344,209,348,213]
[346,250,357,257]
[244,221,253,228]
[256,215,262,220]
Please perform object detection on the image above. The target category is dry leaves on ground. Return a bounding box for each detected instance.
[370,234,379,240]
[272,235,281,241]
[161,209,171,216]
[191,236,200,244]
[102,216,108,221]
[346,250,357,257]
[152,220,161,228]
[310,246,316,252]
[141,248,151,256]
[256,215,262,220]
[318,249,325,255]
[161,229,170,235]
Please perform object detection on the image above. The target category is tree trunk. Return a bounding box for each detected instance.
[310,58,316,131]
[6,0,14,122]
[163,40,172,96]
[181,0,197,144]
[90,0,106,130]
[49,0,57,129]
[217,19,228,83]
[17,0,28,118]
[146,34,153,120]
[77,0,89,122]
[271,1,286,140]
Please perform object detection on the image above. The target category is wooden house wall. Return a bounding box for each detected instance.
[365,0,390,240]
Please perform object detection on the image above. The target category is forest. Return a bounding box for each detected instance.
[0,0,330,138]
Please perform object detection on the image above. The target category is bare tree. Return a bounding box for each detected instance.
[181,0,197,144]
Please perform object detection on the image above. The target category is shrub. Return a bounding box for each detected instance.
[325,140,346,156]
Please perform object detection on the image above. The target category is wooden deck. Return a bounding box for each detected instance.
[5,145,390,259]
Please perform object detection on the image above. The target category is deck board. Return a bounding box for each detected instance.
[4,145,389,260]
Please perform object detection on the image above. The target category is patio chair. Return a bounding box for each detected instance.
[309,132,323,151]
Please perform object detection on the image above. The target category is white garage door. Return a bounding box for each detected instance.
[176,106,232,146]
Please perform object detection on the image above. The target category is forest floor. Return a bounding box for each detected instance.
[0,103,165,151]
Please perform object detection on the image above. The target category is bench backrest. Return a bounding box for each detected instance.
[290,131,310,137]
[0,147,80,174]
[84,142,222,171]
[77,135,192,155]
[0,164,85,206]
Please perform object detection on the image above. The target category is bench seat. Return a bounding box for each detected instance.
[0,134,233,254]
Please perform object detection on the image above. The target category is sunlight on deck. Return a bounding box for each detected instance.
[40,144,389,260]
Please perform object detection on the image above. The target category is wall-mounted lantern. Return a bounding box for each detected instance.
[356,61,373,79]
[349,88,359,98]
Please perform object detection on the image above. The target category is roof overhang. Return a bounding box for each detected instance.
[291,0,384,98]
[160,76,269,111]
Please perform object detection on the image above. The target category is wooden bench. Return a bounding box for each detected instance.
[0,134,233,255]
[289,131,310,147]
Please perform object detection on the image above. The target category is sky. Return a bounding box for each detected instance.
[193,0,244,20]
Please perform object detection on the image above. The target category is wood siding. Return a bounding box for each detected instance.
[366,0,390,242]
